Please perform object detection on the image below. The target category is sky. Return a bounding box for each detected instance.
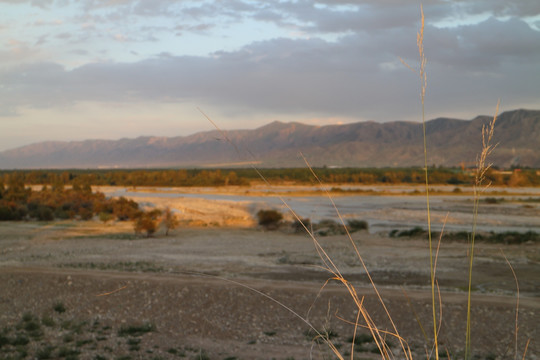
[0,0,539,151]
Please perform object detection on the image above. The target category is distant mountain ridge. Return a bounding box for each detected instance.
[1,109,539,169]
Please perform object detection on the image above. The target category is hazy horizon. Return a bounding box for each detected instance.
[1,1,539,151]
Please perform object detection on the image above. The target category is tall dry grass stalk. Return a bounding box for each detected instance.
[401,5,440,358]
[501,249,521,360]
[417,8,440,360]
[465,101,499,360]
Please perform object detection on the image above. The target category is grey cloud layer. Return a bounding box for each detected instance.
[1,0,539,120]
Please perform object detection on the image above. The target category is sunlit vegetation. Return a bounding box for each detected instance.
[0,173,182,237]
[0,167,538,188]
[0,172,140,222]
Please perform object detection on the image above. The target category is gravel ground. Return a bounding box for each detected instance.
[0,205,538,359]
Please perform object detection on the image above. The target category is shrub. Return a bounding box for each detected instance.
[313,219,348,236]
[98,211,114,224]
[41,315,55,327]
[53,302,66,313]
[134,210,162,237]
[160,207,179,236]
[35,345,55,360]
[347,219,368,232]
[118,323,155,337]
[0,334,10,348]
[0,204,27,220]
[292,218,311,233]
[347,333,373,345]
[396,226,425,237]
[488,231,539,244]
[256,209,283,229]
[33,206,54,221]
[11,333,29,346]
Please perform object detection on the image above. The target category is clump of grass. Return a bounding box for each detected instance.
[60,261,166,273]
[304,327,339,345]
[57,346,80,359]
[75,338,93,347]
[483,197,504,204]
[63,334,74,343]
[488,231,539,244]
[118,323,155,337]
[294,218,368,236]
[0,334,9,348]
[193,350,210,360]
[18,313,43,339]
[390,226,426,238]
[11,333,30,346]
[35,345,55,360]
[41,315,55,327]
[436,230,539,244]
[347,333,374,345]
[53,302,66,314]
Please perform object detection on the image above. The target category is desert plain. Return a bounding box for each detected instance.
[0,185,539,360]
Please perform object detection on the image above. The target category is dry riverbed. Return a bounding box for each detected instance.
[0,188,539,359]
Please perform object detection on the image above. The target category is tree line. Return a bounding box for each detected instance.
[0,173,177,236]
[0,167,538,187]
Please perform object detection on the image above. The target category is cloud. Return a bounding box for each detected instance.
[175,23,215,36]
[450,0,540,17]
[1,0,539,127]
[2,10,539,123]
[421,17,540,73]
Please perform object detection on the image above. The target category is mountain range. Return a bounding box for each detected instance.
[1,109,539,169]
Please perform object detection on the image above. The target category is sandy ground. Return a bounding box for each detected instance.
[0,189,539,359]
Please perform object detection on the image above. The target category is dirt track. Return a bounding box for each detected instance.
[0,220,538,359]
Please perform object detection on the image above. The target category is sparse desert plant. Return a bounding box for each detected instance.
[292,217,311,233]
[346,219,368,232]
[53,302,66,314]
[483,197,502,204]
[396,226,426,238]
[347,333,374,346]
[256,209,283,229]
[304,327,339,345]
[98,211,114,224]
[118,323,155,337]
[134,209,162,237]
[160,207,180,236]
[312,218,348,236]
